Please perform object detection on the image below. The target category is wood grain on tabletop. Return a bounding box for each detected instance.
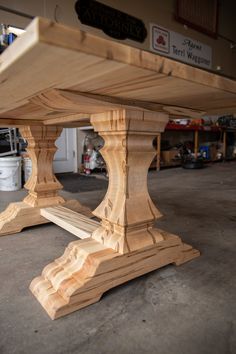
[0,17,235,127]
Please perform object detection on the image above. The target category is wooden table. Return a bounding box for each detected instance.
[0,18,235,319]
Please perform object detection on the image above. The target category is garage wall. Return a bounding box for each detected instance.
[0,0,235,78]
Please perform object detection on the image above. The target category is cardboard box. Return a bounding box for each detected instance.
[161,150,180,165]
[210,145,218,161]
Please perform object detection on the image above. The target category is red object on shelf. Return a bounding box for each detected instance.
[165,123,221,132]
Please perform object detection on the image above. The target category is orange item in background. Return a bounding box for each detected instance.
[190,118,205,126]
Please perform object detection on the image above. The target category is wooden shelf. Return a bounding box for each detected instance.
[154,123,225,169]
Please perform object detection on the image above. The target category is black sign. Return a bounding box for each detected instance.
[75,0,147,43]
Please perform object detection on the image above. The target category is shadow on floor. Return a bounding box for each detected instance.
[56,173,108,193]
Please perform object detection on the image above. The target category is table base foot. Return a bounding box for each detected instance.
[30,229,200,319]
[0,199,92,236]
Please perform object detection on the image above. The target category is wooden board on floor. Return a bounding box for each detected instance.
[0,17,235,127]
[40,206,99,239]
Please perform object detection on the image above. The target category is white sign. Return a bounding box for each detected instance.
[150,24,212,70]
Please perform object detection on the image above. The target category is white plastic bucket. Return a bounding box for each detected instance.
[23,157,32,182]
[0,156,22,191]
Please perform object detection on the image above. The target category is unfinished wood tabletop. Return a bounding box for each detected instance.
[0,17,235,127]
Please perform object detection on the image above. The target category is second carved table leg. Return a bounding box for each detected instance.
[30,110,200,319]
[0,126,91,236]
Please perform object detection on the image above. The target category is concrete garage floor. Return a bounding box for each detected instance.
[0,162,236,354]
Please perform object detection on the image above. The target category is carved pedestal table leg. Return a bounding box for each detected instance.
[0,126,91,236]
[30,110,200,319]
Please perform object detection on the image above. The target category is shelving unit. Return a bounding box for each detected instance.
[155,123,228,169]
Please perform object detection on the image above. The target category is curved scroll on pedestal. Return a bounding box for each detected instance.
[91,109,169,253]
[0,126,91,236]
[91,132,163,253]
[30,109,200,319]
